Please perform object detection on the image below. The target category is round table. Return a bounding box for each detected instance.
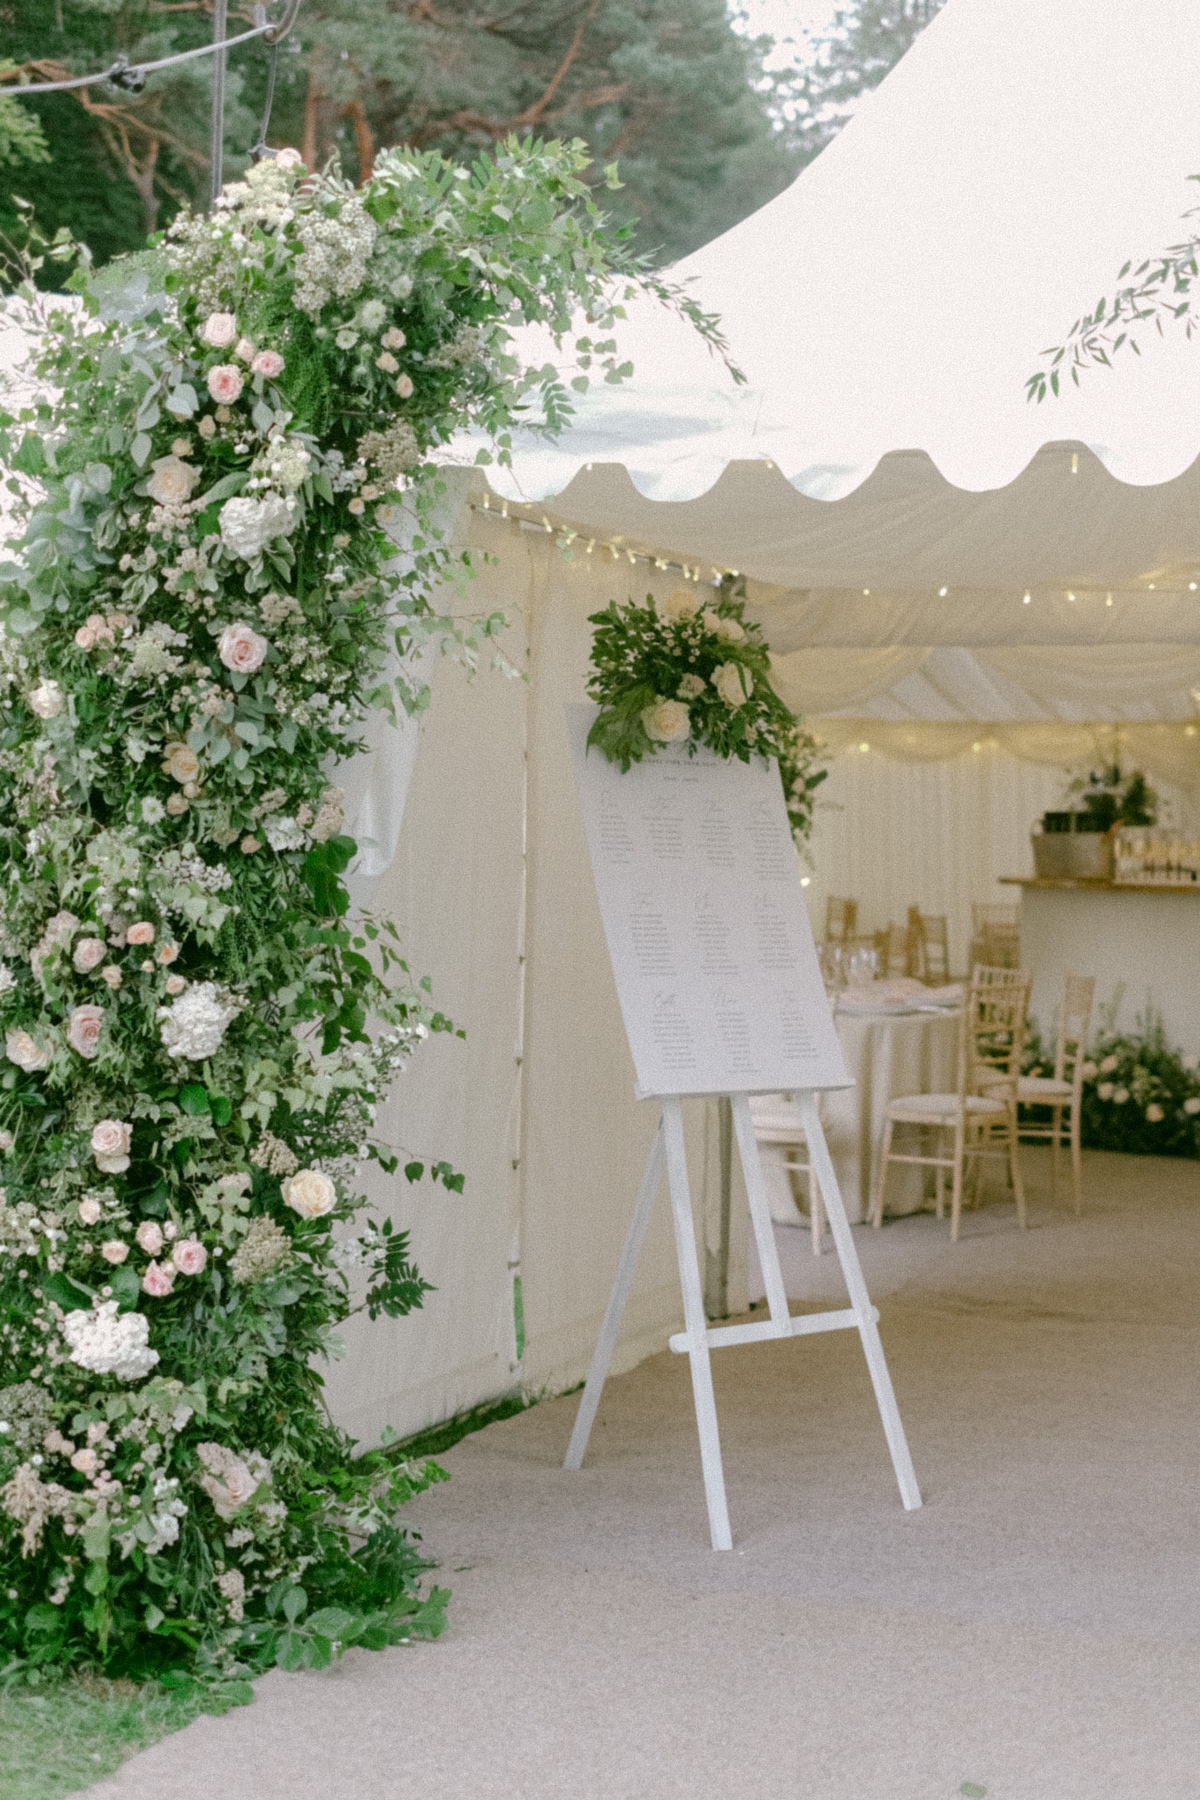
[758,1005,960,1227]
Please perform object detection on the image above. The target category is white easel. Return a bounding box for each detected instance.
[565,1090,921,1550]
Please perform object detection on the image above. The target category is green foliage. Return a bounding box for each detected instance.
[0,140,690,1684]
[585,582,826,844]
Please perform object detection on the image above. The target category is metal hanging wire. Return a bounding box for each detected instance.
[0,2,301,97]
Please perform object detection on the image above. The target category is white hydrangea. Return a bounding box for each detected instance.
[264,814,305,852]
[219,494,295,562]
[61,1302,159,1382]
[158,981,240,1061]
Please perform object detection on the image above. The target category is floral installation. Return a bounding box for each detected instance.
[1023,1005,1200,1158]
[584,583,826,845]
[0,139,714,1686]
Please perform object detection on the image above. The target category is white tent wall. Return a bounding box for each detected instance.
[322,509,746,1446]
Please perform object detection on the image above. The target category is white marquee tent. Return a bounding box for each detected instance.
[326,0,1200,1446]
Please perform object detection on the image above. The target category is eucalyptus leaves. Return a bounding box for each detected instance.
[0,137,680,1684]
[586,587,826,846]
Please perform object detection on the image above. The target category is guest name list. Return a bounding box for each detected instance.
[567,705,850,1099]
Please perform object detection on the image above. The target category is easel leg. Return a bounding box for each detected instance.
[730,1095,791,1332]
[663,1096,733,1552]
[798,1094,923,1512]
[564,1116,666,1471]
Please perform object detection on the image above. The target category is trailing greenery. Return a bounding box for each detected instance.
[585,584,826,845]
[0,139,700,1686]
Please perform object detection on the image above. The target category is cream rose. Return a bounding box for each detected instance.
[677,673,706,700]
[73,937,107,974]
[78,1196,102,1226]
[281,1168,337,1219]
[67,1005,105,1060]
[126,922,155,946]
[163,743,200,783]
[146,456,200,508]
[712,661,751,708]
[234,337,257,364]
[217,622,269,675]
[206,364,244,405]
[702,608,746,644]
[641,699,692,745]
[6,1029,51,1073]
[394,374,414,399]
[100,1240,129,1265]
[657,589,699,624]
[92,1118,132,1174]
[200,312,238,348]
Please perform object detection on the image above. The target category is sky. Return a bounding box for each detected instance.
[732,0,845,73]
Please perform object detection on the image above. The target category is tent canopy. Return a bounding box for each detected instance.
[471,0,1200,743]
[497,0,1200,503]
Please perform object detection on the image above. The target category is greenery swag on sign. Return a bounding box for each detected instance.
[0,139,713,1687]
[586,587,826,847]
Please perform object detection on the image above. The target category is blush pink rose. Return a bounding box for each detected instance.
[73,937,107,973]
[126,922,155,946]
[78,1196,102,1226]
[395,374,414,399]
[206,364,244,404]
[200,312,238,348]
[75,624,97,650]
[142,1260,175,1298]
[251,349,285,378]
[67,1005,105,1059]
[91,1118,131,1174]
[234,338,257,364]
[172,1239,208,1277]
[135,1221,164,1256]
[100,1240,128,1265]
[218,622,269,675]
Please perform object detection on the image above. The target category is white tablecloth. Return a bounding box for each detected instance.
[758,1007,960,1226]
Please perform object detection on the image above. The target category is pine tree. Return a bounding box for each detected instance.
[0,0,797,267]
[770,0,945,165]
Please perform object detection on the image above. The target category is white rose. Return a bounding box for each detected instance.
[712,661,751,708]
[281,1168,337,1218]
[146,456,200,507]
[704,610,746,644]
[200,312,238,348]
[28,679,65,720]
[656,589,699,624]
[641,699,692,745]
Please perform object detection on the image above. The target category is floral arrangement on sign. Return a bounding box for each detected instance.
[1023,1007,1200,1158]
[0,141,720,1688]
[585,585,826,844]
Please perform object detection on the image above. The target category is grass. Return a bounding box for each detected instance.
[0,1676,217,1799]
[0,1388,539,1797]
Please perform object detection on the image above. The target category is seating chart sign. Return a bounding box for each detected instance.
[567,704,851,1099]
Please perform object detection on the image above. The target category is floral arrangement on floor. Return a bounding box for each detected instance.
[0,140,716,1688]
[584,585,827,845]
[1024,1008,1200,1158]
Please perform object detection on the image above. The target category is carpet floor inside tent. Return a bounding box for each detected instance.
[91,1148,1200,1800]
